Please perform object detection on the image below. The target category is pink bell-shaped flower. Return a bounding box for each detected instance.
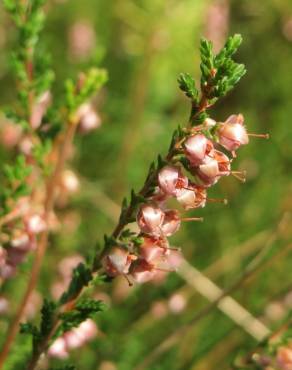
[139,236,168,263]
[130,259,157,283]
[218,114,249,152]
[102,247,134,277]
[158,165,188,197]
[184,134,213,165]
[137,204,165,236]
[176,185,207,209]
[195,149,231,186]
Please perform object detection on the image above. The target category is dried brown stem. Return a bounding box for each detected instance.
[0,121,77,369]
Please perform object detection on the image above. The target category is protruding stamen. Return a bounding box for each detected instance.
[162,246,181,252]
[206,198,228,205]
[154,267,176,273]
[123,274,133,287]
[247,133,269,139]
[230,171,246,183]
[181,217,204,222]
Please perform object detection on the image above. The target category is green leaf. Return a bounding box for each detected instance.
[59,263,93,305]
[177,73,198,101]
[40,299,57,338]
[58,299,105,334]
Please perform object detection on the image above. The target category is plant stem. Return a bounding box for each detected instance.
[0,121,78,369]
[21,83,215,370]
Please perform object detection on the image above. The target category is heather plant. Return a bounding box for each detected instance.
[0,1,291,370]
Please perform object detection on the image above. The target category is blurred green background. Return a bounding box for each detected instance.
[0,0,292,369]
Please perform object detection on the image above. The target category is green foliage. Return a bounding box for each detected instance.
[65,68,108,115]
[58,298,105,334]
[178,73,199,101]
[179,33,246,126]
[59,263,93,305]
[20,299,57,354]
[0,155,32,214]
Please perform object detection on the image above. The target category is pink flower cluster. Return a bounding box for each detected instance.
[0,213,46,279]
[48,319,98,359]
[277,344,292,370]
[102,114,263,284]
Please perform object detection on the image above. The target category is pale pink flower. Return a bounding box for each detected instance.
[69,21,96,60]
[130,259,157,283]
[19,136,34,155]
[137,204,165,236]
[102,247,135,277]
[76,319,97,341]
[11,233,32,251]
[168,293,187,314]
[48,337,69,359]
[0,264,16,279]
[158,166,188,196]
[151,300,168,319]
[195,149,231,186]
[31,91,51,129]
[0,122,22,148]
[0,296,9,314]
[63,330,83,350]
[218,114,249,152]
[58,254,84,279]
[176,185,207,209]
[204,0,229,53]
[77,103,101,133]
[60,170,79,193]
[139,237,167,263]
[161,210,181,236]
[65,319,97,349]
[277,345,292,370]
[184,134,213,166]
[25,214,46,234]
[204,117,217,129]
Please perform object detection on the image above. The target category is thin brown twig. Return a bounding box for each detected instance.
[0,121,78,369]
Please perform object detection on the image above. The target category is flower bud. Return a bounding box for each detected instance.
[184,134,213,165]
[31,91,51,130]
[137,204,165,236]
[218,114,249,152]
[77,103,101,133]
[102,247,134,277]
[158,166,188,197]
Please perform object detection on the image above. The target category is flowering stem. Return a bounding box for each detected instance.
[0,120,78,369]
